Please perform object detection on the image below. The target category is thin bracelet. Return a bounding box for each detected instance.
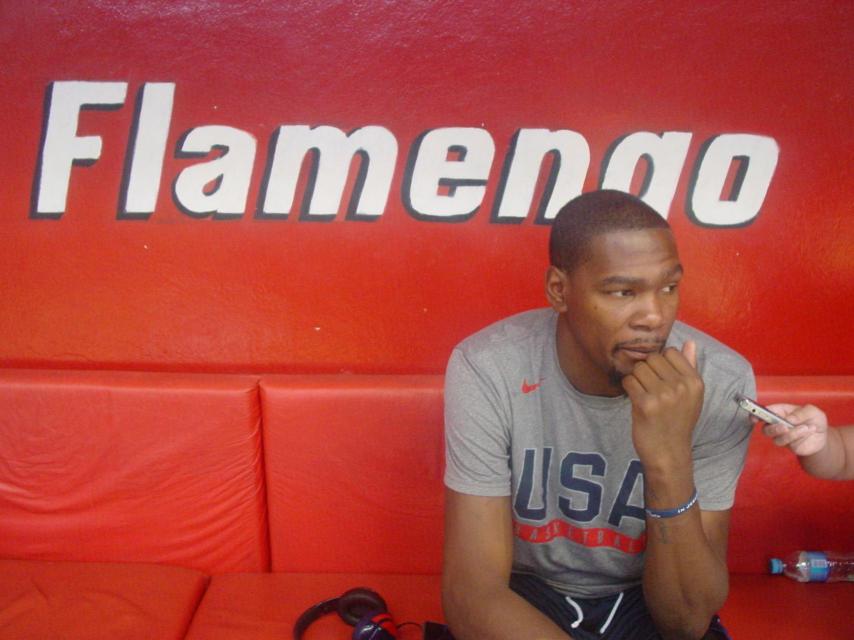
[645,488,699,519]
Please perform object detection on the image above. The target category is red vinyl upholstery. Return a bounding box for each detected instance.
[0,558,208,640]
[260,375,445,574]
[720,575,853,639]
[1,371,853,638]
[0,369,268,574]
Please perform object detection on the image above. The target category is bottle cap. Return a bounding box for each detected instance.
[769,558,783,574]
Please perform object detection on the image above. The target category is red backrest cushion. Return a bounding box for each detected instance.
[0,369,268,573]
[261,375,445,574]
[728,376,854,573]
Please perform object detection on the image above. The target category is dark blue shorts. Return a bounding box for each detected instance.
[510,572,732,639]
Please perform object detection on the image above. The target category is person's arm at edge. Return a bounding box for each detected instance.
[765,403,854,480]
[442,488,572,640]
[801,425,854,480]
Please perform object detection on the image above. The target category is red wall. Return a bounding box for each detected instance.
[1,1,852,375]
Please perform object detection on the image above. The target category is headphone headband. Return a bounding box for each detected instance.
[292,596,341,639]
[293,588,394,640]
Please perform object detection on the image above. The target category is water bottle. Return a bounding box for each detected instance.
[769,550,854,582]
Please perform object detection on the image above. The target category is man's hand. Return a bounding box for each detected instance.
[621,340,704,470]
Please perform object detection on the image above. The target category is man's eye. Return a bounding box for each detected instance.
[662,283,679,294]
[609,290,634,298]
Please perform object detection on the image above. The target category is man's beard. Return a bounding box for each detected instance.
[607,338,667,389]
[607,366,626,389]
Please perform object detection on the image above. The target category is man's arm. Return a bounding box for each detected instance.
[622,341,730,640]
[442,488,571,640]
[641,477,731,639]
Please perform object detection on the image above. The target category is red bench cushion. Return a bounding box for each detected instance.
[0,558,208,640]
[261,375,445,574]
[0,369,268,573]
[722,574,854,639]
[185,572,444,640]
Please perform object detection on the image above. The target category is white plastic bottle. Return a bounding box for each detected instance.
[769,551,854,583]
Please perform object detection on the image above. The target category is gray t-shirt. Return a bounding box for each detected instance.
[444,308,755,598]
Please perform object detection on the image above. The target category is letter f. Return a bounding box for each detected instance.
[33,81,127,217]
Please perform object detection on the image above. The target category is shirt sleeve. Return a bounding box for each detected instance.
[692,365,757,511]
[443,347,513,497]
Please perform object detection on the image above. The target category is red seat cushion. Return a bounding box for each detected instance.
[184,572,443,640]
[722,574,854,639]
[0,369,268,573]
[261,375,445,574]
[0,558,208,640]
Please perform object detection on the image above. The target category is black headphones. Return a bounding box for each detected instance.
[293,587,397,640]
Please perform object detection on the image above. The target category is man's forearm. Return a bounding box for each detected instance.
[641,466,728,640]
[443,580,571,640]
[621,343,727,637]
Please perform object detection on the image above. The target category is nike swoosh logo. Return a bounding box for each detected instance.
[521,379,542,394]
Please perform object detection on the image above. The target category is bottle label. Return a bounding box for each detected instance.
[805,551,829,582]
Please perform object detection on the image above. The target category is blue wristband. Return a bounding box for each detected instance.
[645,488,699,519]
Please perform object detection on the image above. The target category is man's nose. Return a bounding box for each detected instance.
[629,292,665,330]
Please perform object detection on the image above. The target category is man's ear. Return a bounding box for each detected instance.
[545,265,569,312]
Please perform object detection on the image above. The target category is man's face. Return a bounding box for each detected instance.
[548,228,682,396]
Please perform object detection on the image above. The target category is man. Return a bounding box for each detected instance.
[442,190,754,639]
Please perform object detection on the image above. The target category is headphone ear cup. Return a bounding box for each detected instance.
[337,587,389,626]
[352,611,397,640]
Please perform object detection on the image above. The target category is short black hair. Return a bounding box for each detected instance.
[549,190,670,272]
